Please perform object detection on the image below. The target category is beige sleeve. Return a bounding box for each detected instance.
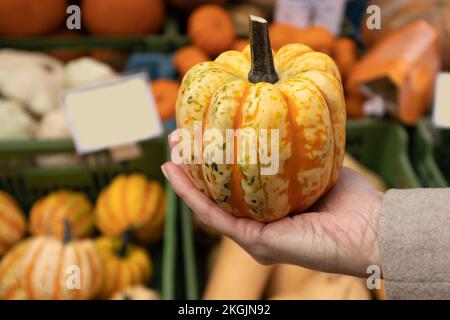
[379,188,450,299]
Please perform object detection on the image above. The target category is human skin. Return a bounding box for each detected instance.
[162,140,383,277]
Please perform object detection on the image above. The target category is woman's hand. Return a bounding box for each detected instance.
[162,150,383,277]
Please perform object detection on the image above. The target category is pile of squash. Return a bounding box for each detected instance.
[0,173,165,300]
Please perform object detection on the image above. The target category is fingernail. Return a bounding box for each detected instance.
[161,164,169,179]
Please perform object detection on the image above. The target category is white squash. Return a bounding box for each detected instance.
[35,108,81,167]
[0,99,37,139]
[36,108,70,139]
[64,57,117,88]
[0,49,64,116]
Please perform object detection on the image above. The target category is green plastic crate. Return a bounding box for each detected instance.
[0,15,185,55]
[180,118,422,300]
[346,119,421,189]
[412,119,449,188]
[0,137,179,300]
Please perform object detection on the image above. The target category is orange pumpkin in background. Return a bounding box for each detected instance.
[349,20,440,125]
[269,23,335,53]
[0,0,67,36]
[268,23,300,51]
[82,0,165,35]
[188,5,236,57]
[151,79,180,121]
[231,39,250,52]
[176,17,346,222]
[332,38,358,79]
[173,45,209,77]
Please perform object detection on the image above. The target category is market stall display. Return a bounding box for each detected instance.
[1,0,449,301]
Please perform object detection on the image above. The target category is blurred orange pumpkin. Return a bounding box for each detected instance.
[82,0,165,35]
[0,0,67,36]
[173,45,209,77]
[151,79,180,121]
[188,4,236,56]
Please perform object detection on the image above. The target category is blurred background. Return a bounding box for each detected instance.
[0,0,449,300]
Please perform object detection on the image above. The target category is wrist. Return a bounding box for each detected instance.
[368,190,383,269]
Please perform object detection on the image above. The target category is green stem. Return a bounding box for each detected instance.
[248,15,278,84]
[117,229,132,257]
[63,219,72,243]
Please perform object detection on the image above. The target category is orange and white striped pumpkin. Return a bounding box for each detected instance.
[29,190,95,239]
[175,16,346,222]
[0,236,103,300]
[0,190,26,256]
[95,236,152,299]
[95,173,166,243]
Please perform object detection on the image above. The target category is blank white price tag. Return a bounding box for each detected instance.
[60,72,163,154]
[432,73,450,129]
[275,0,346,35]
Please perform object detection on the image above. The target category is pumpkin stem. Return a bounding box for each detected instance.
[248,15,278,84]
[117,229,132,258]
[63,219,72,243]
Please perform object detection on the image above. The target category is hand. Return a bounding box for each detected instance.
[162,157,383,278]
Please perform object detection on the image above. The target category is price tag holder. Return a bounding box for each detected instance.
[432,72,450,129]
[60,72,163,159]
[275,0,346,35]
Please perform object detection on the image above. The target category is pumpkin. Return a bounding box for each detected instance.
[95,236,152,299]
[95,173,166,243]
[332,38,358,79]
[176,16,346,222]
[0,99,37,140]
[0,0,67,36]
[151,79,180,121]
[349,20,440,125]
[110,285,159,300]
[173,46,209,77]
[82,0,165,35]
[269,23,335,53]
[29,190,95,239]
[0,223,102,300]
[188,5,236,57]
[362,0,450,69]
[231,39,249,52]
[0,190,26,256]
[203,236,274,299]
[268,23,300,51]
[167,0,228,13]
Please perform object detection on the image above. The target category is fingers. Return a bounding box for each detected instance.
[161,161,241,238]
[168,131,177,150]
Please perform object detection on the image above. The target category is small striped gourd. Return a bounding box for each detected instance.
[29,190,95,239]
[95,173,166,243]
[175,16,346,222]
[0,225,102,300]
[95,236,152,299]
